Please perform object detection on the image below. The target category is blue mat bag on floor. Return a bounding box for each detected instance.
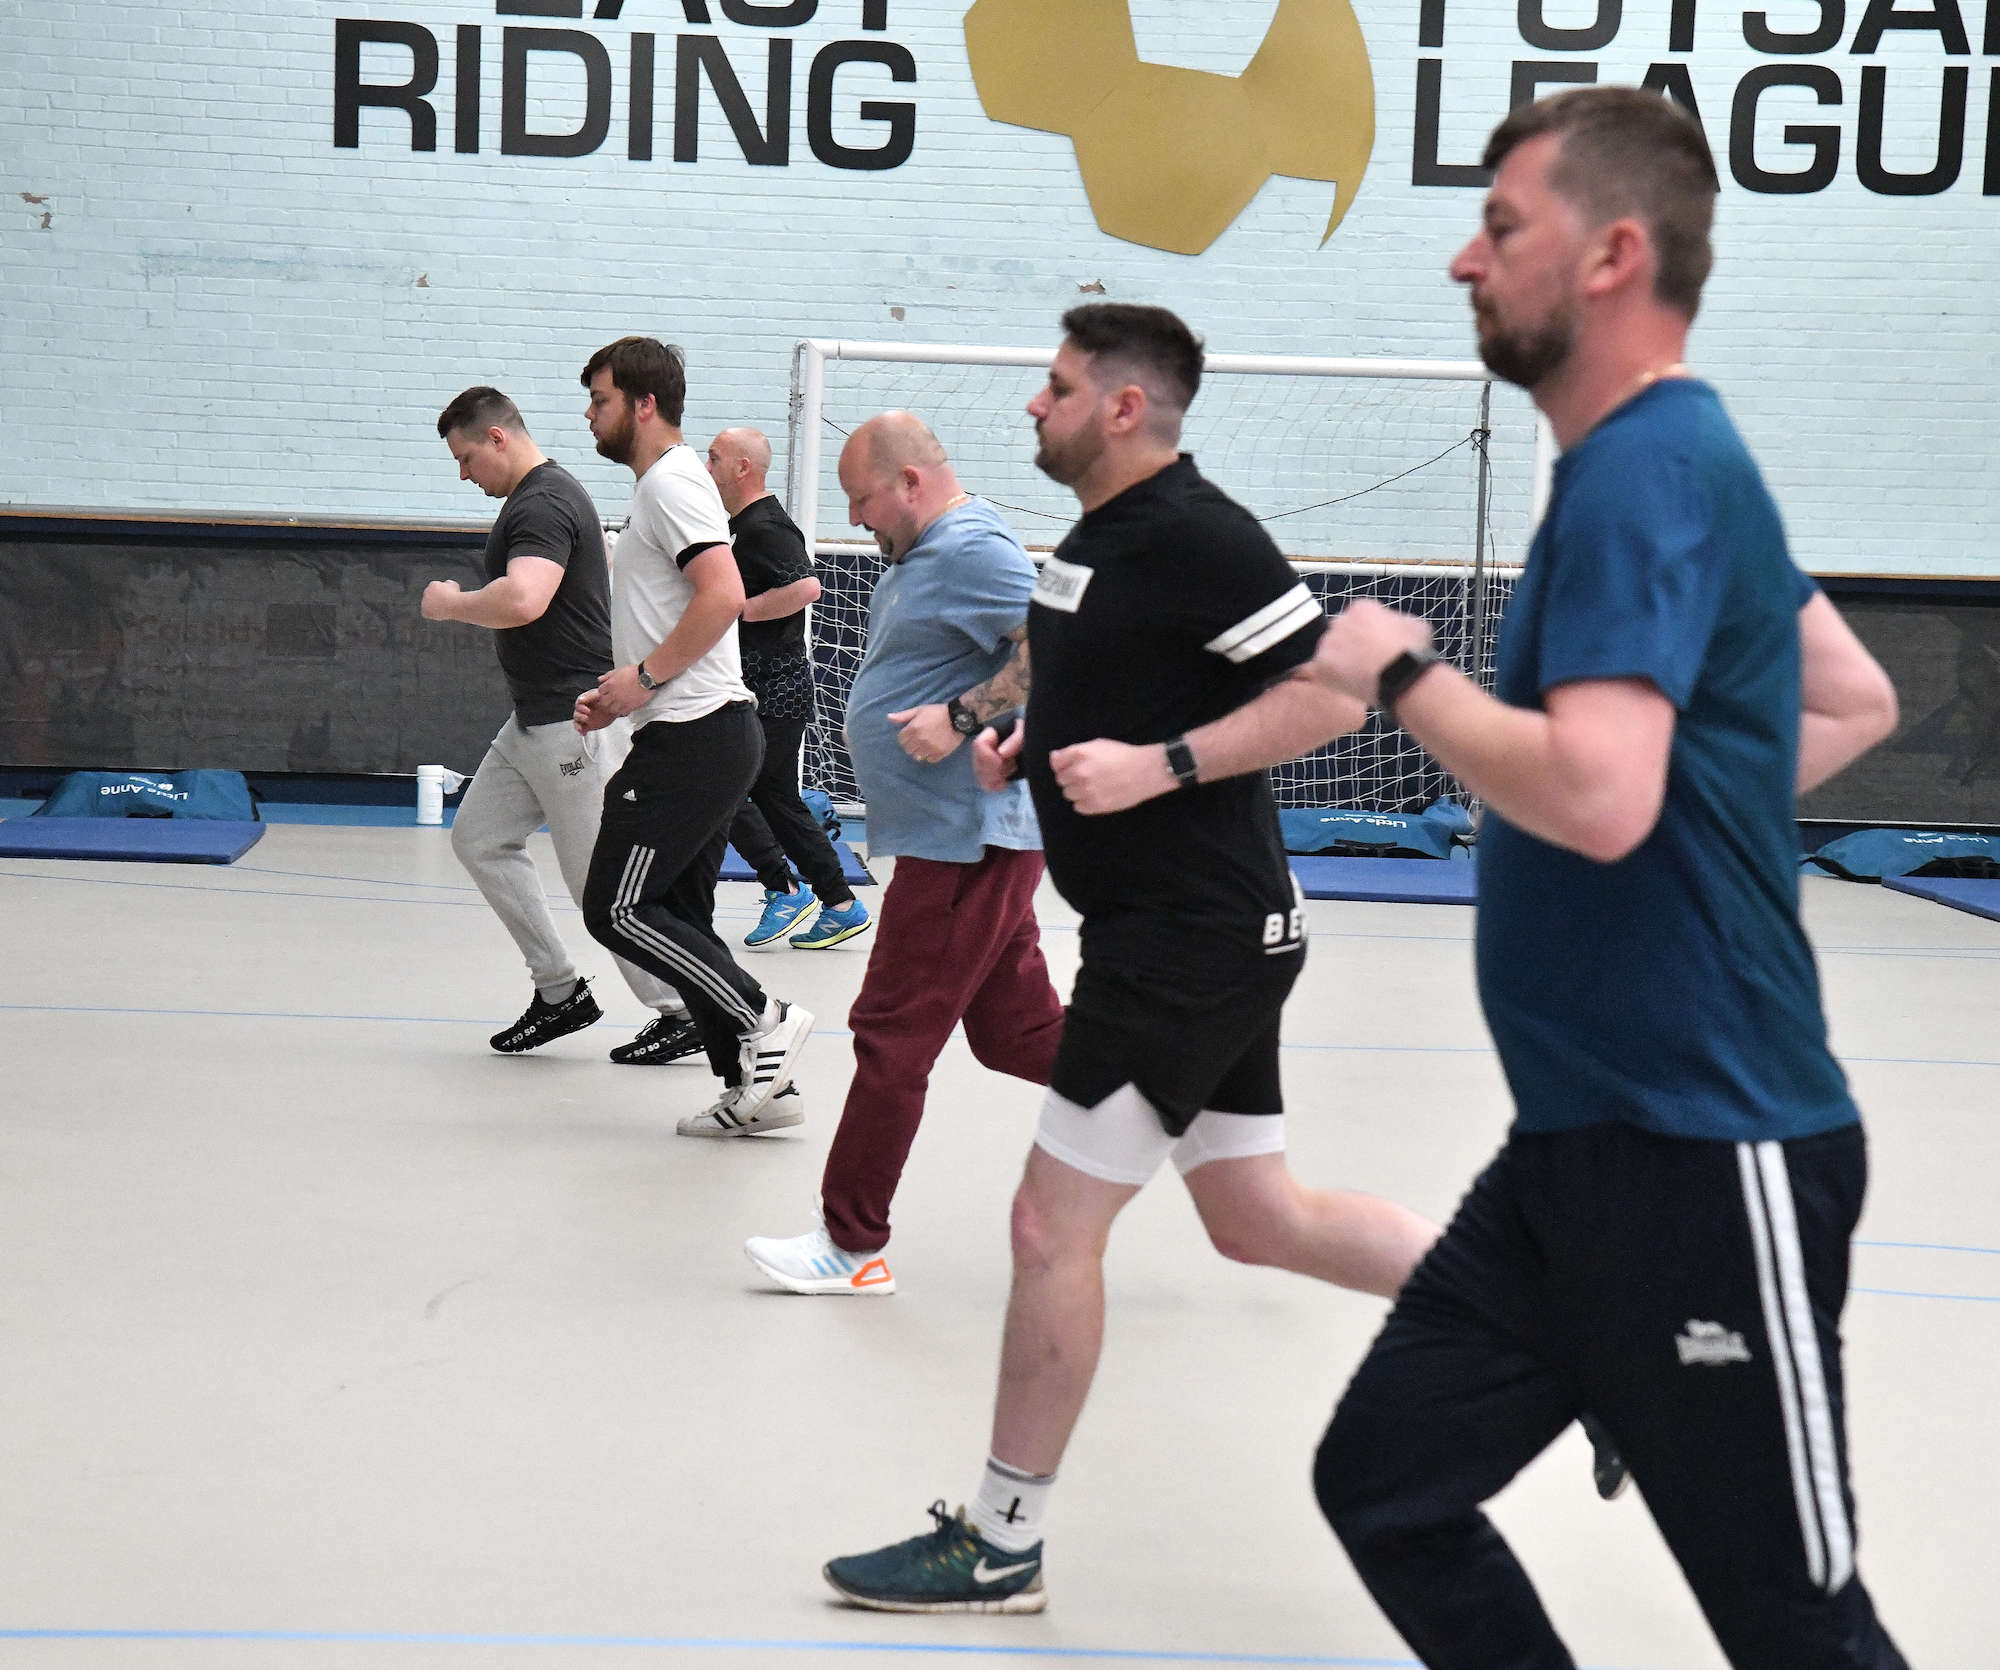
[36,769,258,821]
[1804,828,2000,881]
[1279,797,1473,860]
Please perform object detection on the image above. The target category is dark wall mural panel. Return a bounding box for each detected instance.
[1800,585,2000,828]
[0,514,512,775]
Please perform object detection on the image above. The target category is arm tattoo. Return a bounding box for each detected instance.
[959,624,1031,721]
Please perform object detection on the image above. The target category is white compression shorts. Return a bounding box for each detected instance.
[1032,1082,1286,1188]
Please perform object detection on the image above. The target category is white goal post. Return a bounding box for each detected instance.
[784,339,1555,815]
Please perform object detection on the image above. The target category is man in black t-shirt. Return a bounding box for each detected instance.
[823,308,1440,1615]
[704,427,870,950]
[424,386,697,1064]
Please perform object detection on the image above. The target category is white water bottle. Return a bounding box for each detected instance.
[416,764,446,825]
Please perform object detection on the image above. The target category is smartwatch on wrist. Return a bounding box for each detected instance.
[946,696,982,737]
[1375,647,1442,716]
[1164,735,1200,789]
[634,661,662,692]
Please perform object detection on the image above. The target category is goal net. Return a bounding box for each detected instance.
[785,341,1548,814]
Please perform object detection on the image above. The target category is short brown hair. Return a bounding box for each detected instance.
[436,385,524,440]
[1483,87,1718,317]
[1061,303,1205,414]
[580,336,687,427]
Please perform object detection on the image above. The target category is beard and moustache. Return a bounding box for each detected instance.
[592,404,637,468]
[1033,418,1105,488]
[1473,292,1578,392]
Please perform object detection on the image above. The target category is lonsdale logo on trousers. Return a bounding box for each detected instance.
[962,0,1375,256]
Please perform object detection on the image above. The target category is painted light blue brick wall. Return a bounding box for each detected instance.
[1,0,1994,574]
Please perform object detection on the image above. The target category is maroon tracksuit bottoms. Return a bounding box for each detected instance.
[821,845,1064,1254]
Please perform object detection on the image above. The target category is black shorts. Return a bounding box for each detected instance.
[1051,954,1301,1138]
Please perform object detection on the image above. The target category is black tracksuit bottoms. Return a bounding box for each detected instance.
[726,709,854,907]
[1316,1121,1907,1670]
[581,704,769,1081]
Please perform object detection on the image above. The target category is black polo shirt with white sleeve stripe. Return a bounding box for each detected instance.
[1024,454,1324,977]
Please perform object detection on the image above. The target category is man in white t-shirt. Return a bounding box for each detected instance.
[573,336,813,1135]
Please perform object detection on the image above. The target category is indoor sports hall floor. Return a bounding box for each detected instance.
[0,824,1992,1669]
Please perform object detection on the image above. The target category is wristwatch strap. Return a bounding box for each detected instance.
[635,661,661,692]
[947,696,981,736]
[1164,735,1200,788]
[1376,648,1442,715]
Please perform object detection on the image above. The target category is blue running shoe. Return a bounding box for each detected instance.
[824,1501,1044,1613]
[745,887,818,948]
[790,897,871,949]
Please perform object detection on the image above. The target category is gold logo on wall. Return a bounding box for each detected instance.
[962,0,1375,257]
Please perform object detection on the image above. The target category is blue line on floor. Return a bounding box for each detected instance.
[0,1631,1428,1667]
[1856,1238,2000,1256]
[1850,1286,2000,1304]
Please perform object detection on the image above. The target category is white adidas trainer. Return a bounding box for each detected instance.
[745,1216,896,1295]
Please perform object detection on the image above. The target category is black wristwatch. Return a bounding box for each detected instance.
[946,696,982,737]
[635,661,662,692]
[1164,735,1200,789]
[1376,648,1443,715]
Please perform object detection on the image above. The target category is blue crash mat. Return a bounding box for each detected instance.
[1882,875,2000,924]
[718,840,874,887]
[0,816,265,864]
[1290,855,1477,905]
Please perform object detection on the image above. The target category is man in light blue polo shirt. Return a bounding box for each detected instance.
[744,413,1062,1295]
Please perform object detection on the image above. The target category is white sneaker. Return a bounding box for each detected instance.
[731,999,813,1123]
[745,1217,896,1295]
[677,1082,804,1138]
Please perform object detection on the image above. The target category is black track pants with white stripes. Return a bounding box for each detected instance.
[582,704,769,1081]
[1316,1122,1907,1670]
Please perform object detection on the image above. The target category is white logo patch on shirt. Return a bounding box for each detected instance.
[1032,556,1094,614]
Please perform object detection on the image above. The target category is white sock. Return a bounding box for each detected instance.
[967,1456,1054,1553]
[750,996,781,1038]
[537,978,578,1005]
[657,1004,689,1020]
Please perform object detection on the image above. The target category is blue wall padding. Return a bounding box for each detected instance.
[1291,855,1477,904]
[0,817,264,863]
[718,841,875,887]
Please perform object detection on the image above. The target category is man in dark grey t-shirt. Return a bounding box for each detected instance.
[424,386,697,1063]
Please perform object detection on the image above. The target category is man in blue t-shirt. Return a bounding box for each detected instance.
[1310,89,1907,1669]
[742,412,1063,1295]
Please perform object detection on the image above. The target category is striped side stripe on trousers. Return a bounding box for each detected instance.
[608,845,761,1030]
[1737,1140,1855,1596]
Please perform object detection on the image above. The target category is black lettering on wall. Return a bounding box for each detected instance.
[807,41,916,170]
[1420,0,1447,48]
[721,0,817,22]
[501,27,612,157]
[676,37,793,163]
[456,25,481,153]
[1987,0,1999,51]
[1517,0,1621,51]
[498,1,583,13]
[1989,68,2000,191]
[1730,64,1842,192]
[1850,0,1970,51]
[680,2,714,21]
[1857,65,1966,192]
[1412,59,1492,185]
[595,2,627,17]
[1642,61,1703,122]
[862,1,889,27]
[1669,0,1698,50]
[1512,58,1597,108]
[1743,0,1845,53]
[630,32,656,161]
[334,20,439,150]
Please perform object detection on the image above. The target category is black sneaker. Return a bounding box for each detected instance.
[608,1011,703,1065]
[824,1501,1044,1614]
[488,978,602,1054]
[1579,1412,1630,1501]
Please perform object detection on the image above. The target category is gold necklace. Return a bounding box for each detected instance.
[1620,361,1692,408]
